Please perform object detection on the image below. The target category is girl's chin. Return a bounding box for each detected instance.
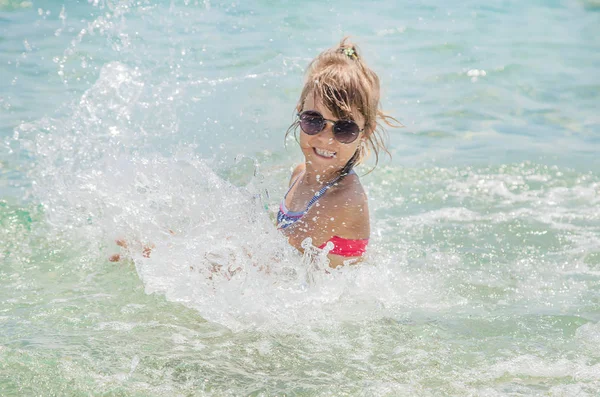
[305,158,344,173]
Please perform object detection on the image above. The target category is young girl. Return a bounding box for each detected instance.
[278,38,396,268]
[111,39,395,270]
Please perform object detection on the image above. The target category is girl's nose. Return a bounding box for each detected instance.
[319,121,336,142]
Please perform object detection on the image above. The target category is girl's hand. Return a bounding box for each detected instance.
[109,238,154,262]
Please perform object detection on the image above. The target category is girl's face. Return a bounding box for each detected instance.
[299,93,365,176]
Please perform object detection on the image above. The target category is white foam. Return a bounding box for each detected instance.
[576,322,600,356]
[485,355,600,381]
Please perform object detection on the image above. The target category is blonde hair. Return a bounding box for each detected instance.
[287,37,400,173]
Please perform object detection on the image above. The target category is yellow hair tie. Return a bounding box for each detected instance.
[342,47,357,60]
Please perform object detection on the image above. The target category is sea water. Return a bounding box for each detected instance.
[1,0,599,395]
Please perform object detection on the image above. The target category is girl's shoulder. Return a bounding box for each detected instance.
[322,172,369,221]
[288,163,306,186]
[330,172,367,204]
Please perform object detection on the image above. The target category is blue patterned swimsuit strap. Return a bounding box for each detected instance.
[304,175,341,211]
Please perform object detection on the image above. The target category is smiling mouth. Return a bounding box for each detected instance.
[313,147,336,159]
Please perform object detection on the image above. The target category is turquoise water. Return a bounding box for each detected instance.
[1,0,600,395]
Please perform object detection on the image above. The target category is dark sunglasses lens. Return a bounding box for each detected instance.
[333,120,360,143]
[299,111,324,135]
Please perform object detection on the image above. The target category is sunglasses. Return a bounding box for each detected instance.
[297,110,363,144]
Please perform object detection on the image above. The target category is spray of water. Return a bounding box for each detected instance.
[12,57,446,332]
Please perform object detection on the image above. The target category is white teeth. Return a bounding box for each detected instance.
[315,148,336,158]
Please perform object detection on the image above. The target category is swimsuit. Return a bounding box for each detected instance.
[277,170,369,257]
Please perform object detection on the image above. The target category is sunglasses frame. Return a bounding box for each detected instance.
[297,110,364,144]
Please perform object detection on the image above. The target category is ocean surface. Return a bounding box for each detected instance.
[1,0,600,395]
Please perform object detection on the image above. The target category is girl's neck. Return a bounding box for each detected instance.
[302,164,342,188]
